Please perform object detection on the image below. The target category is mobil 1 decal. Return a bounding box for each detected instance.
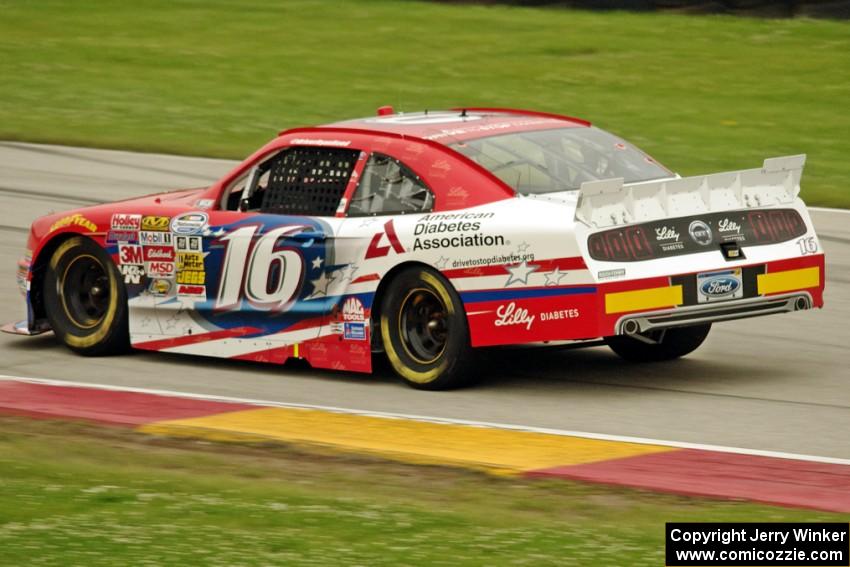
[193,215,364,334]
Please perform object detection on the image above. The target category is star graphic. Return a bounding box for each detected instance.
[544,268,567,286]
[359,218,378,228]
[309,271,335,298]
[311,256,324,270]
[201,227,212,237]
[341,263,358,281]
[504,260,539,287]
[435,256,449,270]
[516,241,531,254]
[212,228,225,237]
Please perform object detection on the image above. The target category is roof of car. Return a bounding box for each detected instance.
[321,107,590,144]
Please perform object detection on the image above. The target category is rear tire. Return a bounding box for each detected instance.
[43,236,130,356]
[605,324,711,362]
[380,266,472,390]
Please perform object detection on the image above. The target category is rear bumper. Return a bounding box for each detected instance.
[614,292,811,335]
[599,254,825,337]
[464,253,824,347]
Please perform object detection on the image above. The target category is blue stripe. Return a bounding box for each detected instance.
[460,286,597,303]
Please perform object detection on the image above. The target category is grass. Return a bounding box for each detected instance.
[0,1,848,207]
[0,417,846,566]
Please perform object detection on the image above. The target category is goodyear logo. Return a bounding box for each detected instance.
[49,214,97,233]
[141,215,170,232]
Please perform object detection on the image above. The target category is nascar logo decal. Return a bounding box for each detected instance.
[171,212,209,235]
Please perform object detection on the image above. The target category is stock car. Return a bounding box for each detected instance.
[3,107,825,389]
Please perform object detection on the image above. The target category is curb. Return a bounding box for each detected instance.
[2,378,850,513]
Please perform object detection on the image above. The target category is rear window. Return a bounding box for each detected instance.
[450,127,671,195]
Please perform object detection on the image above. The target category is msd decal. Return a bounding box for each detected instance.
[146,261,175,278]
[365,220,405,259]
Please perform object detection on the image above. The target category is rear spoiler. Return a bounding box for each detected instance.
[575,155,805,229]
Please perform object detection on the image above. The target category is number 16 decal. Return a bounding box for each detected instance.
[216,225,308,311]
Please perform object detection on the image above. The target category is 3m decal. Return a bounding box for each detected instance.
[143,245,175,262]
[111,214,141,231]
[118,244,143,266]
[170,212,208,235]
[119,264,145,284]
[217,225,307,311]
[141,215,170,231]
[49,214,97,233]
[365,220,405,259]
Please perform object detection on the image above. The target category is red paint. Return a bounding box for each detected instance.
[365,220,405,259]
[351,273,380,284]
[466,291,599,347]
[0,382,254,427]
[527,449,850,513]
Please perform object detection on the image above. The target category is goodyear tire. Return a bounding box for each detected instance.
[43,236,129,356]
[605,324,711,363]
[380,266,472,390]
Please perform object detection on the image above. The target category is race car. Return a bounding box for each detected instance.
[3,107,825,389]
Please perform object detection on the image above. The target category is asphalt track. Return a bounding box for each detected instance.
[0,142,848,459]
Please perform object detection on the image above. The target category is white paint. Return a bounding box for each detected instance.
[1,374,849,467]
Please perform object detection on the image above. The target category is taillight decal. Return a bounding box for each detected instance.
[588,209,808,262]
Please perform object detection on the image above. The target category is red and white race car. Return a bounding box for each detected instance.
[4,108,825,389]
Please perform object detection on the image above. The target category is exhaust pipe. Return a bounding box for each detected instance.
[795,297,808,311]
[622,319,640,335]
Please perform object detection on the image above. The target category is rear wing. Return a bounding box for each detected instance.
[575,155,805,229]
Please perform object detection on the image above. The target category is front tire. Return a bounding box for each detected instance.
[605,324,711,362]
[380,266,472,390]
[43,236,129,355]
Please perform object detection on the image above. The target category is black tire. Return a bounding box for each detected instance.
[380,266,472,390]
[43,236,130,356]
[605,324,711,362]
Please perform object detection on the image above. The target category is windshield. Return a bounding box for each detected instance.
[450,126,672,195]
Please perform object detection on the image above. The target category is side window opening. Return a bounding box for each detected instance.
[348,153,434,216]
[260,147,358,216]
[226,146,359,216]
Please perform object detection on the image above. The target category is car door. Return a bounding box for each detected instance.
[151,146,360,360]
